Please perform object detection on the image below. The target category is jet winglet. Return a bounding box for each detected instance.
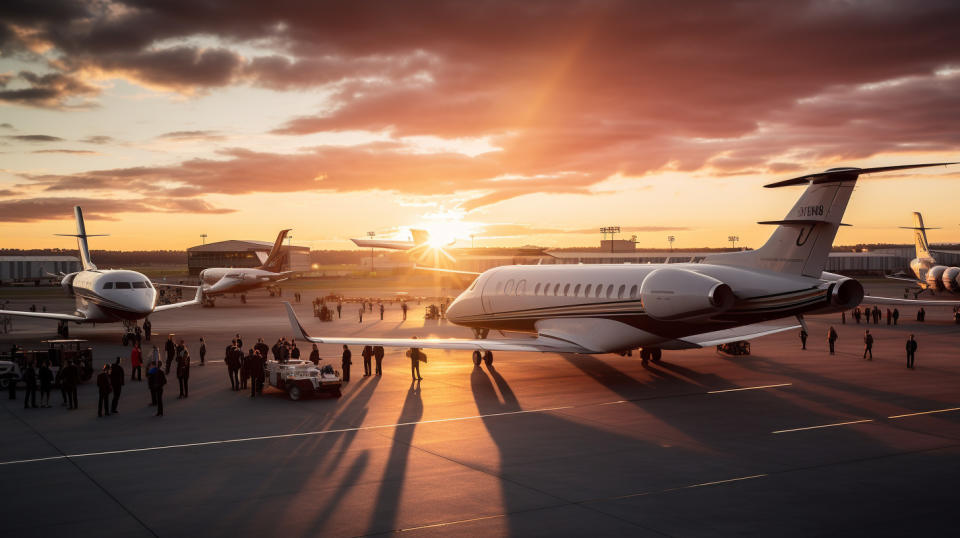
[284,302,310,341]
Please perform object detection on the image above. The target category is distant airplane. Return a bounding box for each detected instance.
[197,229,295,305]
[286,162,959,365]
[0,207,201,337]
[350,229,451,251]
[888,212,960,296]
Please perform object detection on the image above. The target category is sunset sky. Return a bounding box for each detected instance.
[1,1,959,251]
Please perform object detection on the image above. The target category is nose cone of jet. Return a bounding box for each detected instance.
[445,296,465,322]
[138,290,158,315]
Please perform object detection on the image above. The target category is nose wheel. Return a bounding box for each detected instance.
[472,350,482,366]
[640,348,662,364]
[472,350,494,366]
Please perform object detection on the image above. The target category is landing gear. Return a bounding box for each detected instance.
[483,350,493,366]
[472,350,482,366]
[472,328,490,339]
[203,297,216,308]
[57,320,69,338]
[640,348,662,364]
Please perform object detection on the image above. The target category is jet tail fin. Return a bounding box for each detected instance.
[258,229,291,272]
[704,162,956,277]
[410,229,430,246]
[54,206,107,271]
[899,212,937,260]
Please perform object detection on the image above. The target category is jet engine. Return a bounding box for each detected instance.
[926,265,948,291]
[639,268,736,321]
[60,272,78,297]
[942,267,960,292]
[829,277,864,309]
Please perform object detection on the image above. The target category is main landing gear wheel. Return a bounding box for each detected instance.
[651,348,662,363]
[472,350,482,366]
[288,384,302,401]
[483,350,494,366]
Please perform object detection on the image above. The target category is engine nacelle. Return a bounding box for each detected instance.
[942,267,960,292]
[640,268,735,321]
[926,265,948,291]
[60,272,78,297]
[829,278,864,309]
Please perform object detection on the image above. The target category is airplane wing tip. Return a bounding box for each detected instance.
[283,302,311,341]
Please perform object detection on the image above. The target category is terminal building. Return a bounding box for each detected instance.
[0,256,81,284]
[186,240,311,276]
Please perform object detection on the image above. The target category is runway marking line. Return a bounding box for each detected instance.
[888,407,960,419]
[708,383,791,394]
[0,381,790,467]
[772,419,874,434]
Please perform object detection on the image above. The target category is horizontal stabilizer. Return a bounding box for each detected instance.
[765,162,957,188]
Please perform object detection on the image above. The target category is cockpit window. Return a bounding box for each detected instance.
[132,281,147,289]
[115,282,132,289]
[102,282,114,289]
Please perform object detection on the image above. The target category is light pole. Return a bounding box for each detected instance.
[470,234,475,249]
[367,231,375,274]
[667,235,675,252]
[728,235,739,249]
[200,233,207,246]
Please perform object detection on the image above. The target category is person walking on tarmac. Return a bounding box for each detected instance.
[336,301,342,319]
[22,359,37,409]
[199,337,206,366]
[176,346,191,398]
[863,330,874,360]
[341,345,352,382]
[374,346,384,375]
[379,302,385,320]
[358,305,364,323]
[110,357,124,413]
[164,335,176,374]
[799,329,808,350]
[362,345,373,376]
[407,337,424,381]
[130,343,142,381]
[148,361,166,416]
[827,326,838,355]
[906,335,918,369]
[225,341,239,390]
[96,365,112,417]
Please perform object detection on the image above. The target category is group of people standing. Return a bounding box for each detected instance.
[224,336,267,396]
[851,306,900,325]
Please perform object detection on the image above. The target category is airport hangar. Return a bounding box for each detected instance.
[0,256,81,284]
[186,239,310,276]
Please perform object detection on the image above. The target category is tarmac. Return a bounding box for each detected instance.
[1,282,959,537]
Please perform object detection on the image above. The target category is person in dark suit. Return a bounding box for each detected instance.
[199,337,206,366]
[176,346,190,398]
[374,346,384,376]
[240,349,251,390]
[110,357,124,413]
[341,345,352,382]
[164,335,176,374]
[362,346,373,376]
[38,360,53,408]
[22,359,37,409]
[309,344,320,365]
[827,326,838,355]
[148,362,166,416]
[799,329,808,350]
[250,351,264,398]
[62,360,79,409]
[255,338,270,364]
[143,318,151,341]
[96,365,112,417]
[906,335,918,369]
[226,341,239,390]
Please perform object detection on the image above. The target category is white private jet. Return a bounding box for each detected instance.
[887,212,960,296]
[350,229,435,251]
[0,207,201,337]
[285,163,958,365]
[197,229,295,305]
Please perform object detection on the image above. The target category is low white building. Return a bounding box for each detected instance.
[0,256,81,283]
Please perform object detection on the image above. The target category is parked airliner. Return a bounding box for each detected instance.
[0,207,201,337]
[197,229,294,305]
[286,162,958,365]
[888,212,960,296]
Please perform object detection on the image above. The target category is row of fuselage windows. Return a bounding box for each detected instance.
[493,279,639,300]
[102,281,152,290]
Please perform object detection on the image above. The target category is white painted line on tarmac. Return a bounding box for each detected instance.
[0,405,575,467]
[708,383,791,394]
[772,419,874,434]
[888,407,960,419]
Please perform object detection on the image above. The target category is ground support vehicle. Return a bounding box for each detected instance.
[716,341,751,356]
[265,359,342,400]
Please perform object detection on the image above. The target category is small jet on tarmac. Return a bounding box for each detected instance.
[0,207,201,337]
[350,229,435,251]
[887,212,960,297]
[286,162,959,366]
[197,229,294,306]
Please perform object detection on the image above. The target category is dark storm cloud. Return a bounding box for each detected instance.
[3,0,960,208]
[0,196,234,222]
[0,71,99,108]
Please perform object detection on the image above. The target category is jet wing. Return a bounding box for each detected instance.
[883,274,922,284]
[283,303,587,353]
[153,287,203,312]
[671,322,802,349]
[862,295,960,307]
[0,309,86,322]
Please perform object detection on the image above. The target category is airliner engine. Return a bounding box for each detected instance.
[829,277,864,309]
[941,267,960,292]
[639,268,736,321]
[926,265,948,291]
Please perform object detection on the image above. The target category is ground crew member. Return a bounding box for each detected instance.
[176,346,190,398]
[96,365,111,417]
[199,337,206,366]
[341,345,352,382]
[22,359,37,409]
[906,335,918,369]
[164,335,176,374]
[374,346,384,375]
[362,345,373,376]
[863,330,873,360]
[110,357,124,412]
[827,326,838,355]
[38,360,53,408]
[799,329,807,350]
